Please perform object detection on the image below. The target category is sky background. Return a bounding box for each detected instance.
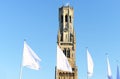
[0,0,120,79]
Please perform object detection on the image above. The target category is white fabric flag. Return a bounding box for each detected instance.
[22,41,41,70]
[107,57,112,79]
[57,45,72,72]
[87,49,94,77]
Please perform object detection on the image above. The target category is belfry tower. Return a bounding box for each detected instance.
[55,5,78,79]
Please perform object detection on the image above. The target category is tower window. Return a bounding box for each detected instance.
[72,68,75,71]
[61,15,63,23]
[67,48,70,58]
[69,16,72,23]
[70,33,73,42]
[63,48,66,56]
[60,33,63,41]
[65,15,68,22]
[59,72,62,76]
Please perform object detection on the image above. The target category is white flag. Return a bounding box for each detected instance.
[22,41,41,70]
[57,45,72,72]
[107,57,112,79]
[87,49,94,77]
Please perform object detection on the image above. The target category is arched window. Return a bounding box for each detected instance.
[60,33,63,41]
[70,33,73,42]
[63,48,66,56]
[65,15,68,22]
[59,72,62,76]
[67,48,70,58]
[69,16,71,23]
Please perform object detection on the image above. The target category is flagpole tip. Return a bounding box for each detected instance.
[24,39,26,42]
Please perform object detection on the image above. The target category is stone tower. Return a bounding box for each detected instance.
[55,5,78,79]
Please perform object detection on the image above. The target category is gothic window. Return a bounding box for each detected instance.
[69,16,71,23]
[67,48,70,58]
[70,33,73,42]
[61,15,63,23]
[65,15,68,22]
[70,36,71,42]
[72,68,75,71]
[66,73,68,76]
[61,33,63,41]
[59,72,62,76]
[63,48,66,56]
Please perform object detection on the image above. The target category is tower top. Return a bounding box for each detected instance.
[65,3,70,6]
[59,3,73,10]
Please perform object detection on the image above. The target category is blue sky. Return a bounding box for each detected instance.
[0,0,120,79]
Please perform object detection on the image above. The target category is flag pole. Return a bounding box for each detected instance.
[19,63,23,79]
[87,62,89,79]
[19,40,25,79]
[19,49,23,79]
[19,50,23,79]
[86,47,88,79]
